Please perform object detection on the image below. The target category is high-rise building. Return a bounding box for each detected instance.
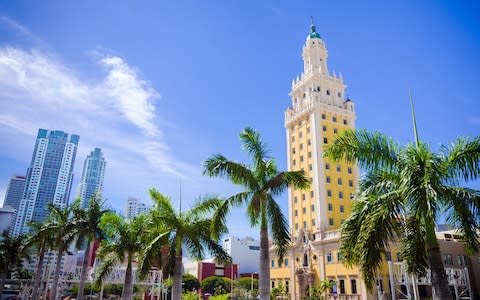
[270,20,361,298]
[2,175,26,211]
[77,148,106,208]
[125,197,149,220]
[12,129,79,236]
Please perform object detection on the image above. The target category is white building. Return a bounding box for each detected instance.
[125,197,150,220]
[223,236,260,274]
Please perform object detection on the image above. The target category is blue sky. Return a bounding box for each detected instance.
[0,1,479,238]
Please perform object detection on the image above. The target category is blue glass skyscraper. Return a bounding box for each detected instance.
[12,129,79,236]
[77,148,106,208]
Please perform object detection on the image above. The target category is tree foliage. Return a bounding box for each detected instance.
[200,276,232,294]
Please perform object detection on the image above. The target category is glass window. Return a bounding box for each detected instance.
[311,204,315,211]
[339,279,345,294]
[302,194,306,201]
[294,196,297,203]
[325,163,330,170]
[327,190,332,197]
[349,180,353,187]
[326,252,332,263]
[329,218,334,226]
[333,128,338,134]
[336,165,341,172]
[322,114,326,120]
[292,159,296,166]
[285,259,289,267]
[295,209,298,217]
[397,252,403,262]
[328,203,333,211]
[295,223,298,230]
[338,178,342,185]
[322,125,327,131]
[343,119,348,125]
[309,164,312,171]
[308,151,312,158]
[303,207,306,214]
[310,191,314,197]
[303,221,307,228]
[292,147,296,154]
[340,205,344,213]
[326,176,331,183]
[332,116,336,122]
[348,167,352,174]
[351,279,357,294]
[271,260,275,267]
[339,191,343,199]
[300,143,303,150]
[308,139,311,145]
[323,138,328,144]
[312,219,315,226]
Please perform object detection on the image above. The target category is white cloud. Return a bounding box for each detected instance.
[0,44,198,208]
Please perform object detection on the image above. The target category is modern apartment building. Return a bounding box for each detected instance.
[125,196,150,220]
[2,175,26,211]
[77,147,106,208]
[12,129,79,236]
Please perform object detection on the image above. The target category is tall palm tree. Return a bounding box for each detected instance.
[203,127,310,300]
[324,125,480,299]
[96,212,147,300]
[73,194,109,300]
[26,221,54,300]
[0,231,30,296]
[45,201,78,300]
[138,189,231,300]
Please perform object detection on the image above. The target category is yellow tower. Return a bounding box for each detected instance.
[270,20,369,299]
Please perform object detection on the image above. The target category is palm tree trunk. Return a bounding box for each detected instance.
[0,269,7,298]
[425,220,453,300]
[50,249,64,300]
[122,257,134,300]
[77,242,91,300]
[32,248,46,300]
[259,227,270,300]
[172,255,183,300]
[427,244,453,300]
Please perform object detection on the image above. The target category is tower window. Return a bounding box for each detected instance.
[326,90,330,96]
[329,218,334,226]
[294,196,298,203]
[299,131,303,138]
[292,159,296,166]
[325,163,330,170]
[292,136,295,142]
[303,207,306,214]
[348,167,352,174]
[295,223,298,230]
[351,279,357,294]
[302,194,306,201]
[326,252,333,263]
[303,221,307,228]
[309,164,312,171]
[337,178,342,185]
[343,119,348,125]
[328,203,333,211]
[322,114,326,120]
[308,139,311,145]
[312,219,316,226]
[323,138,328,144]
[349,180,353,187]
[300,143,303,150]
[339,191,344,199]
[336,165,341,172]
[316,86,320,91]
[326,176,331,183]
[338,92,342,98]
[311,204,315,211]
[300,156,303,162]
[307,127,310,133]
[333,128,338,134]
[292,147,296,154]
[322,125,327,132]
[310,190,314,197]
[340,205,344,213]
[327,190,332,197]
[295,209,298,217]
[308,151,312,158]
[332,116,337,122]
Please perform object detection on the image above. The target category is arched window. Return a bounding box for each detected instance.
[303,253,308,266]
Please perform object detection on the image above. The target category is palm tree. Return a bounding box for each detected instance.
[73,194,109,300]
[138,189,230,300]
[45,202,78,300]
[96,212,147,300]
[0,231,30,296]
[203,127,310,300]
[324,122,480,299]
[26,221,54,300]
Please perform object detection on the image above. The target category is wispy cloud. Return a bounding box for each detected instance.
[468,117,480,126]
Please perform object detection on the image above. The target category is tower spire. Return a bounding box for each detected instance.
[409,89,420,148]
[310,16,316,33]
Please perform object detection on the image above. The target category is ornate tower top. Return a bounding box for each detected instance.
[308,16,321,40]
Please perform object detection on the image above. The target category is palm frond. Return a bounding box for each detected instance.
[400,216,428,277]
[264,171,310,196]
[95,253,118,286]
[324,129,399,171]
[442,136,480,182]
[443,187,480,253]
[265,195,290,262]
[240,127,270,171]
[137,231,170,279]
[203,154,259,190]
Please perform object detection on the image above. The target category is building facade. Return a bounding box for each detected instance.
[223,236,260,274]
[77,147,106,208]
[125,196,150,220]
[12,129,79,236]
[270,21,480,300]
[2,175,26,211]
[0,207,16,234]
